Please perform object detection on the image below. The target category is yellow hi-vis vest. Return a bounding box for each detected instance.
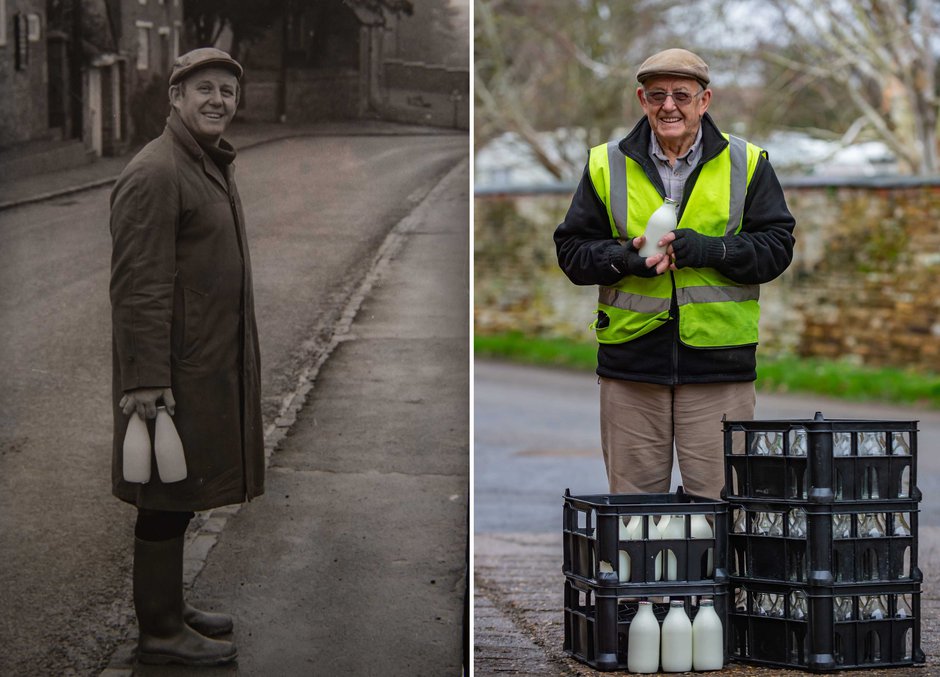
[588,134,762,347]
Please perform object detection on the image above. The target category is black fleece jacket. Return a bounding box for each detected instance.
[554,113,796,384]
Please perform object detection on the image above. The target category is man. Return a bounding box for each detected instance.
[554,48,795,500]
[110,47,264,666]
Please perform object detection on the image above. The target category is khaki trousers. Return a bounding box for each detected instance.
[599,379,755,500]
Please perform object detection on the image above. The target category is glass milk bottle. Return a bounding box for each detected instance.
[638,198,678,257]
[660,514,685,580]
[692,599,724,670]
[123,412,152,483]
[661,600,693,672]
[619,515,644,581]
[627,600,660,673]
[154,406,188,483]
[690,514,714,577]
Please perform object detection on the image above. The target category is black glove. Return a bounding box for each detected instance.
[670,229,727,269]
[607,241,658,278]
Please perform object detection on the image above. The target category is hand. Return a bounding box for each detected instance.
[121,387,175,419]
[667,229,725,269]
[617,237,668,277]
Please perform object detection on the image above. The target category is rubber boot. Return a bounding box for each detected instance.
[184,602,234,637]
[133,536,237,666]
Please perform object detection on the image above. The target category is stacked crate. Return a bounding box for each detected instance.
[723,412,926,670]
[562,488,728,671]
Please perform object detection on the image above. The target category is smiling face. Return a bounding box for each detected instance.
[169,67,239,146]
[637,76,711,156]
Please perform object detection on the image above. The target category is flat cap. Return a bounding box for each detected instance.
[169,47,243,85]
[636,48,710,88]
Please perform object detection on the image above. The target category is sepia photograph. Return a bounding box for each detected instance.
[0,0,469,674]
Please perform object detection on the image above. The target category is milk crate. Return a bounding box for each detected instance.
[564,575,729,671]
[724,414,918,504]
[727,499,921,584]
[563,488,727,587]
[728,579,924,671]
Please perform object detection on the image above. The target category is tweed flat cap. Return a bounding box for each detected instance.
[636,48,710,88]
[169,47,243,85]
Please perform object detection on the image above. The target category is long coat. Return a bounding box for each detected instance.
[110,110,264,511]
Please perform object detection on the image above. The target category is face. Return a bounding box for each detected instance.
[170,67,239,145]
[637,76,711,150]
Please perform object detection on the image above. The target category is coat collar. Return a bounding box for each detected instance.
[166,110,236,192]
[619,112,728,167]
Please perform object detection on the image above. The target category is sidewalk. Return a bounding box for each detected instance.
[475,528,940,676]
[0,118,456,212]
[95,147,469,673]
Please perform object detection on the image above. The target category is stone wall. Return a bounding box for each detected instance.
[474,179,940,373]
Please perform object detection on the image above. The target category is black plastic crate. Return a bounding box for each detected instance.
[728,499,921,584]
[724,415,918,503]
[563,488,727,587]
[728,579,924,671]
[564,575,729,672]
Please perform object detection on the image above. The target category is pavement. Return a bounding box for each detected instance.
[1,121,468,675]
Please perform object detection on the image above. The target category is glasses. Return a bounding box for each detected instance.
[644,88,703,106]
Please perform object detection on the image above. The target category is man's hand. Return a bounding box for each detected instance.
[612,238,669,277]
[664,229,727,270]
[120,387,176,419]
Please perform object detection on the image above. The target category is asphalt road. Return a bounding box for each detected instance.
[0,133,467,676]
[474,359,940,534]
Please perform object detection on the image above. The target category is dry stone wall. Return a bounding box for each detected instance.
[474,179,940,373]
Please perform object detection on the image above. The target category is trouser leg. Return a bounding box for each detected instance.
[599,378,675,494]
[673,381,755,500]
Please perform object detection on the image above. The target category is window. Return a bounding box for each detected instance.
[26,13,40,41]
[136,21,153,70]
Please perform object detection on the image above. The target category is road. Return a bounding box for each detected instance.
[474,359,940,534]
[0,133,467,676]
[473,359,940,676]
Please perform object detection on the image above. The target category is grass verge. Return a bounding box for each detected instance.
[474,332,940,410]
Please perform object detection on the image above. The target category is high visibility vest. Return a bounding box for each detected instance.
[588,134,762,347]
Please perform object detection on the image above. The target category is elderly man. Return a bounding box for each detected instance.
[554,48,795,500]
[110,48,263,666]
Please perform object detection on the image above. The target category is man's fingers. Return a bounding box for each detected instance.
[163,389,176,416]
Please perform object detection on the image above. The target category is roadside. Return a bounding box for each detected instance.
[473,360,940,676]
[93,145,469,674]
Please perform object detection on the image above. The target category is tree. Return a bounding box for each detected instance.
[735,0,939,173]
[475,0,683,179]
[184,0,415,66]
[184,0,282,60]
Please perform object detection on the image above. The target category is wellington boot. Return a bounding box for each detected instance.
[134,537,237,666]
[184,602,234,637]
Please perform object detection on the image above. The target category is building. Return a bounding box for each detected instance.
[0,0,183,171]
[235,0,469,129]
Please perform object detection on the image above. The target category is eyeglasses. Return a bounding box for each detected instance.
[644,88,703,106]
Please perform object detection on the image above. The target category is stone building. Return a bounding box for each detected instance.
[235,0,469,129]
[0,0,183,172]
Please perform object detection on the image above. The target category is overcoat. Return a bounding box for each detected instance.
[110,110,264,511]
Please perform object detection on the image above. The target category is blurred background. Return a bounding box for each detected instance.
[473,0,940,406]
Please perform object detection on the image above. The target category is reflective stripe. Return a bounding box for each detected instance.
[599,286,671,314]
[677,284,760,305]
[607,142,627,238]
[726,135,747,235]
